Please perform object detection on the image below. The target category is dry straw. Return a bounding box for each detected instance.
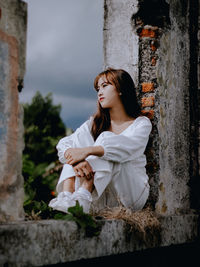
[96,205,161,246]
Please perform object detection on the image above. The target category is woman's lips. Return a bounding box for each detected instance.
[99,97,105,101]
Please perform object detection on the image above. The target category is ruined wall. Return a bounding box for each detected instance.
[0,0,27,221]
[103,0,199,215]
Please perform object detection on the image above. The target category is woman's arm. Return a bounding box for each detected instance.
[65,146,104,165]
[88,146,104,157]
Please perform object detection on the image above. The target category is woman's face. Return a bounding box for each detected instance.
[96,76,120,109]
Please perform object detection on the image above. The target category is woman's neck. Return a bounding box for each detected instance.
[109,105,133,123]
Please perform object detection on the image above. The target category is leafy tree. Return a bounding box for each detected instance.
[23,92,66,164]
[22,92,67,217]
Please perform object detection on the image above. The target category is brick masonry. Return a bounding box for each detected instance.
[141,96,155,107]
[141,109,154,120]
[137,23,161,206]
[141,82,155,93]
[139,27,158,38]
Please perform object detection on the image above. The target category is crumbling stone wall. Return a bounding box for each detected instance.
[0,0,27,221]
[103,0,199,215]
[156,0,199,215]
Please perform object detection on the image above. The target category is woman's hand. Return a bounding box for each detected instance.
[65,146,104,165]
[73,160,95,180]
[65,147,90,165]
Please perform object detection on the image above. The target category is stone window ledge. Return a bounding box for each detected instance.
[0,213,198,266]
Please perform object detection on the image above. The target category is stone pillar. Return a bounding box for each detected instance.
[155,0,194,215]
[103,0,139,85]
[0,0,27,221]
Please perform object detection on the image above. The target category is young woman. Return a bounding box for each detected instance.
[49,68,152,213]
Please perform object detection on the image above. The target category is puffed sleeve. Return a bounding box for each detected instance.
[56,118,93,164]
[94,116,152,163]
[56,133,75,164]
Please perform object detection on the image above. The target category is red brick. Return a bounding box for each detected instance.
[141,96,155,107]
[151,56,157,66]
[151,44,157,51]
[139,28,157,38]
[141,109,154,120]
[150,40,158,51]
[142,82,154,93]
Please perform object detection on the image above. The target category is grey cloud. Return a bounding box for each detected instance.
[24,65,99,99]
[54,94,97,129]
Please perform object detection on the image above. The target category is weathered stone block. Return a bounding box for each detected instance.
[0,214,198,266]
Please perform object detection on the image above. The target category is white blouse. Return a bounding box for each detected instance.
[56,116,152,211]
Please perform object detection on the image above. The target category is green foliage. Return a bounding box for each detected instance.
[22,92,66,218]
[53,201,101,237]
[23,92,66,164]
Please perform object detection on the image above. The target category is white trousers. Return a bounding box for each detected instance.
[56,155,149,211]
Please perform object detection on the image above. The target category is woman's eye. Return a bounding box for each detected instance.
[103,83,107,87]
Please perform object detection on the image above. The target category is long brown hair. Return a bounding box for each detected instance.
[91,68,141,140]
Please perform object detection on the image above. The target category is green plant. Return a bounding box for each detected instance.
[53,201,101,237]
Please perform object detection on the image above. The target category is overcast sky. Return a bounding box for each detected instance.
[20,0,104,130]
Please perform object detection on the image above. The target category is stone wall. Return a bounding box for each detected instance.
[0,0,27,222]
[103,0,199,216]
[155,0,191,215]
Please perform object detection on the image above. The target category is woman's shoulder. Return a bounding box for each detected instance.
[135,115,151,124]
[132,115,152,129]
